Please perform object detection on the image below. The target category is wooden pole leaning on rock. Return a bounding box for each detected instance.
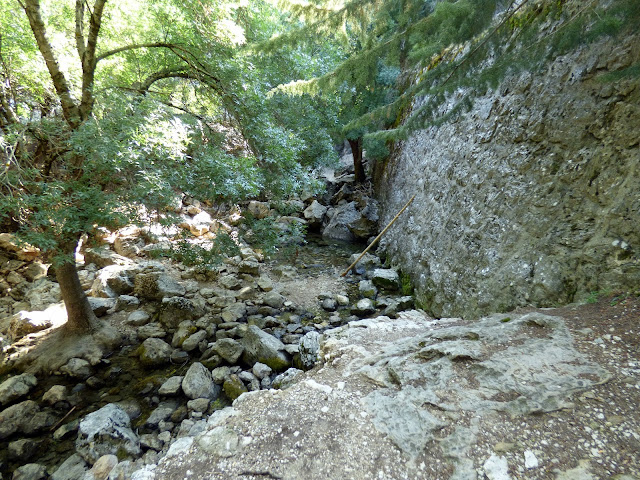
[340,194,416,277]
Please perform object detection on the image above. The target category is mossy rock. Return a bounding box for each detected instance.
[223,375,248,401]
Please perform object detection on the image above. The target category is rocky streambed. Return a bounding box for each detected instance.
[0,223,416,479]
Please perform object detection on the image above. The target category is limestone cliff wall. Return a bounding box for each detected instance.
[375,34,640,318]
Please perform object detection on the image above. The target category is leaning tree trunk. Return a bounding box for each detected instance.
[55,241,98,333]
[348,138,366,184]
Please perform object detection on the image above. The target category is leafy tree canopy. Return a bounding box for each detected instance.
[0,0,341,331]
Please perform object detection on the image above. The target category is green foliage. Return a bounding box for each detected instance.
[266,0,640,155]
[242,214,307,256]
[153,232,241,267]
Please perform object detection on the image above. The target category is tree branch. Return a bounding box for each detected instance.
[75,0,86,61]
[96,42,179,63]
[79,0,106,120]
[22,0,81,128]
[137,67,190,94]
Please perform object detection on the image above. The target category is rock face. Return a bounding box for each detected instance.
[76,404,141,463]
[154,310,613,480]
[375,34,640,318]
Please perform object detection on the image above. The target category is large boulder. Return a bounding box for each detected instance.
[303,200,328,229]
[322,201,378,241]
[182,362,220,400]
[76,404,140,463]
[241,325,291,371]
[134,273,186,300]
[90,265,138,298]
[0,373,37,407]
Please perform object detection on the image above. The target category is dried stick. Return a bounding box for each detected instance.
[340,194,416,277]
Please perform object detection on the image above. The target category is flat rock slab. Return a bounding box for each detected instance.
[152,310,615,480]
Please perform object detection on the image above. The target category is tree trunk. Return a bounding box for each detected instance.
[348,138,366,184]
[55,249,98,333]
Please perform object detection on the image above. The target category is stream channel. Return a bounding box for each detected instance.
[1,235,391,477]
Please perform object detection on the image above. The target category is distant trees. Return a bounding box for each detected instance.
[266,0,640,186]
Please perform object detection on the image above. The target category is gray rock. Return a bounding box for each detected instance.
[483,454,511,480]
[219,275,242,290]
[196,426,239,457]
[262,291,285,309]
[171,321,196,348]
[126,310,151,326]
[12,463,48,480]
[238,260,260,275]
[134,273,185,300]
[322,202,360,242]
[241,325,291,371]
[321,297,337,311]
[88,297,117,316]
[221,303,247,323]
[181,330,207,352]
[299,331,321,370]
[359,280,378,298]
[256,276,274,292]
[271,368,303,389]
[248,200,270,219]
[105,459,135,480]
[137,323,167,340]
[7,310,53,341]
[145,401,178,427]
[352,298,376,316]
[140,433,163,451]
[8,438,39,461]
[84,248,133,269]
[158,376,183,396]
[89,454,119,480]
[159,296,198,329]
[371,269,400,290]
[252,362,272,380]
[114,295,140,312]
[166,436,194,458]
[91,265,137,298]
[348,252,381,274]
[212,338,245,364]
[303,200,328,228]
[139,338,172,366]
[60,358,92,379]
[187,398,210,413]
[53,420,79,441]
[182,362,220,400]
[0,400,40,439]
[0,373,37,406]
[211,366,231,384]
[76,404,140,463]
[51,454,88,480]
